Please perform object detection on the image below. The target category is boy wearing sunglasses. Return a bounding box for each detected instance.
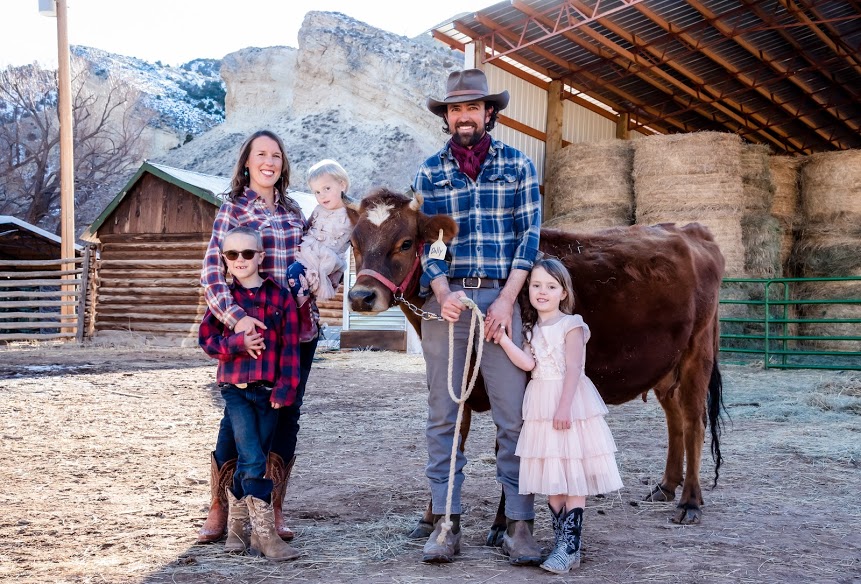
[198,225,302,561]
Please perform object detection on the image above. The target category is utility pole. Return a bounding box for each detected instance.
[40,0,77,333]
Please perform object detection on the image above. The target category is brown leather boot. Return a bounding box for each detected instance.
[247,496,301,561]
[297,298,318,343]
[501,519,544,566]
[197,452,236,543]
[224,488,251,554]
[267,452,296,540]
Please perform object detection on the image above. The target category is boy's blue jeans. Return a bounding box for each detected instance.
[214,336,318,488]
[220,383,279,501]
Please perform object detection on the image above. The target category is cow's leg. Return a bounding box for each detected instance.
[651,375,685,505]
[486,487,506,547]
[670,342,714,525]
[408,407,474,539]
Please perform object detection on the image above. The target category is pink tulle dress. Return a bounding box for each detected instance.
[516,314,624,497]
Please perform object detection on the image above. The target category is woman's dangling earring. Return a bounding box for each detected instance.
[244,168,249,178]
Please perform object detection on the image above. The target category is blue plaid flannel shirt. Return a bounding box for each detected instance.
[413,137,541,292]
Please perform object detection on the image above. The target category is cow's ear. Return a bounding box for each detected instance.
[420,213,458,243]
[343,192,362,225]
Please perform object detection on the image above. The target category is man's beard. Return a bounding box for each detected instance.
[452,124,485,147]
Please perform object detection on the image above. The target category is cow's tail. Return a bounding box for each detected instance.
[707,311,728,489]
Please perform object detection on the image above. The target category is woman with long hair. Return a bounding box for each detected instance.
[197,129,318,551]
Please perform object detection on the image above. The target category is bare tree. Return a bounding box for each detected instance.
[0,59,152,230]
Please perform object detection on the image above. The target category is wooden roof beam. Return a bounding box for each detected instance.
[477,0,646,61]
[451,20,684,134]
[467,15,698,134]
[632,1,813,153]
[688,0,858,149]
[516,0,806,153]
[781,0,861,77]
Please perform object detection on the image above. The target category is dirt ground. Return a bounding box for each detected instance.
[1,342,859,583]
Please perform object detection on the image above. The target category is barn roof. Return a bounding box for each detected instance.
[0,215,83,260]
[84,161,319,239]
[431,0,861,154]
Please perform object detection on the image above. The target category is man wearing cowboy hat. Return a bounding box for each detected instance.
[413,68,542,565]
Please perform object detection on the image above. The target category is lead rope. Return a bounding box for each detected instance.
[437,296,485,544]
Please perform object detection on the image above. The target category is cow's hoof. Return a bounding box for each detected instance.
[408,519,434,539]
[672,504,701,525]
[485,524,506,547]
[644,483,675,502]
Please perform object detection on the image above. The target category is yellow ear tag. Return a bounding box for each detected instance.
[428,229,447,261]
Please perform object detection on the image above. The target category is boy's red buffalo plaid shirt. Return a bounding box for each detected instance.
[198,276,300,407]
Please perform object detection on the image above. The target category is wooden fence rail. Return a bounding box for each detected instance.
[0,249,93,343]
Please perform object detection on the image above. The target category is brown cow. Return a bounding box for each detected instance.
[345,188,726,542]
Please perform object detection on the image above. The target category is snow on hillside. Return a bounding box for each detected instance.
[72,46,225,135]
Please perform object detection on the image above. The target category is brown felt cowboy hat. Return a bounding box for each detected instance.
[427,69,510,117]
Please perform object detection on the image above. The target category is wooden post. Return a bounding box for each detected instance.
[472,39,485,70]
[56,0,76,334]
[544,79,565,219]
[76,246,90,343]
[616,111,630,139]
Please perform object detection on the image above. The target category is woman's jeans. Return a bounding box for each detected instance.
[220,383,278,501]
[214,335,318,497]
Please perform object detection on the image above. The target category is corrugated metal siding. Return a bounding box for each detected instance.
[486,67,547,131]
[562,101,617,143]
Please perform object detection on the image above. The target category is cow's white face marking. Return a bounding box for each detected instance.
[366,202,394,227]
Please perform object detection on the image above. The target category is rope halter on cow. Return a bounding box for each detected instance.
[437,296,485,545]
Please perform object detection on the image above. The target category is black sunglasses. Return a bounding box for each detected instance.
[222,249,261,261]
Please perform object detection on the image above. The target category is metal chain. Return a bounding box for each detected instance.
[393,292,444,321]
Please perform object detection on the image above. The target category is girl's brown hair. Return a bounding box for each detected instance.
[519,257,575,342]
[227,130,300,214]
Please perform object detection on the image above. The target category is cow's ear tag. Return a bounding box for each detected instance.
[428,229,447,260]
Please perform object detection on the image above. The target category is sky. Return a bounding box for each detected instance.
[1,0,497,68]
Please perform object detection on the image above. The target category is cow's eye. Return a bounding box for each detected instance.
[400,239,413,252]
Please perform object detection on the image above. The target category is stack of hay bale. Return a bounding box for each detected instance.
[796,150,861,351]
[740,144,780,278]
[543,139,634,232]
[769,155,802,274]
[632,131,746,276]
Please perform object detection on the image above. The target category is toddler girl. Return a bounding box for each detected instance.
[287,159,352,302]
[494,257,623,574]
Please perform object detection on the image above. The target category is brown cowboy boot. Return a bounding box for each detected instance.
[501,518,544,566]
[247,496,301,561]
[224,488,251,554]
[197,452,236,543]
[267,452,296,540]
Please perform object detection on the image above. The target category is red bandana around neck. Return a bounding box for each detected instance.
[448,132,491,181]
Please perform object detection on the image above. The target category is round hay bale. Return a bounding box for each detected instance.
[742,213,781,278]
[741,144,774,212]
[543,212,629,233]
[632,131,742,178]
[637,210,745,277]
[770,155,802,222]
[800,150,861,225]
[634,174,744,216]
[544,139,634,221]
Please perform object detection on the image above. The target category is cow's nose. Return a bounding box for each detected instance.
[348,288,377,312]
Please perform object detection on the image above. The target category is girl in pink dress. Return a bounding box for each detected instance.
[493,257,623,574]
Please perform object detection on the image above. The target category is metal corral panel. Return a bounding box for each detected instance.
[562,101,617,144]
[343,247,408,332]
[486,67,547,132]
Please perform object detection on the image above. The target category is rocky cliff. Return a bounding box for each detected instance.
[157,11,464,198]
